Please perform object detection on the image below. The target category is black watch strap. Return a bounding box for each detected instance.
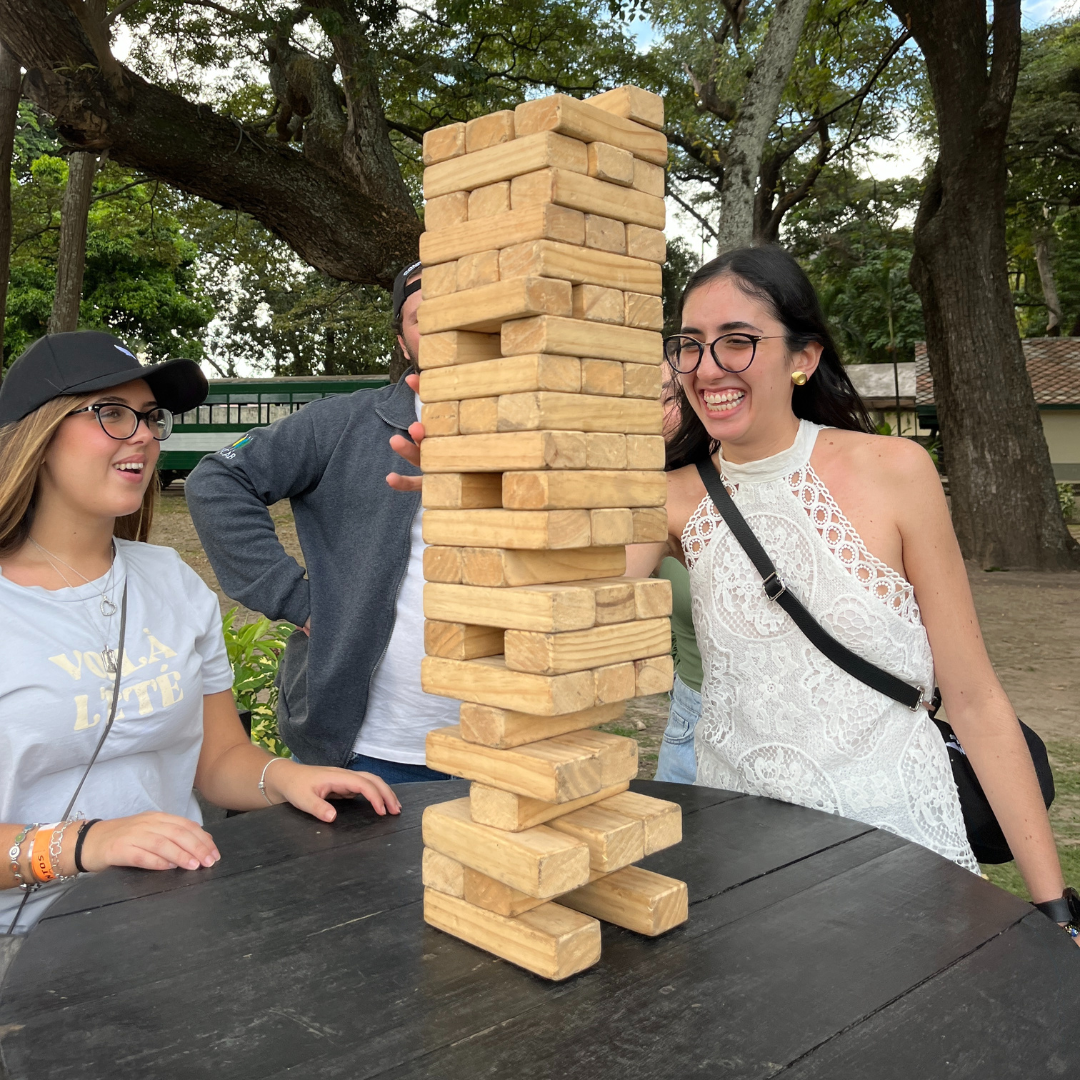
[1033,886,1080,923]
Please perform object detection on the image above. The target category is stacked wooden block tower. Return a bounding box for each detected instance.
[416,86,687,981]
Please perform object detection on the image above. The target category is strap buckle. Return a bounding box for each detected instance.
[762,572,786,602]
[911,685,935,713]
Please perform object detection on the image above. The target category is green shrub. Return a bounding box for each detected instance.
[221,608,294,758]
[1058,482,1077,523]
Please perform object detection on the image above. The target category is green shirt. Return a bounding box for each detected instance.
[658,556,702,692]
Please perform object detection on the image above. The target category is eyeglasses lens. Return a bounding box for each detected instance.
[96,405,173,441]
[713,335,757,373]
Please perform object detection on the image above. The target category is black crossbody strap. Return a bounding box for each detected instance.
[695,458,929,712]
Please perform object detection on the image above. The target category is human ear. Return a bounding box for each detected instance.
[791,341,824,381]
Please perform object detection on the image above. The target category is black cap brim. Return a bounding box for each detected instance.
[56,357,208,416]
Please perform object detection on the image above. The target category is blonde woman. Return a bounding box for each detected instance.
[0,332,399,939]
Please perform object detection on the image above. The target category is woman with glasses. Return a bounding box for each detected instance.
[0,331,399,938]
[627,248,1077,939]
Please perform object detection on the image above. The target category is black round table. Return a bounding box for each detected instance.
[1,780,1077,1079]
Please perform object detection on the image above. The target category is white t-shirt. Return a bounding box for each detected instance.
[0,539,234,933]
[352,395,460,764]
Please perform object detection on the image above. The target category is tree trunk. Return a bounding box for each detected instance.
[1033,232,1062,336]
[48,151,96,333]
[715,0,813,252]
[889,0,1077,569]
[0,39,20,366]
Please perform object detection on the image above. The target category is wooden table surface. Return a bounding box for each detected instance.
[1,780,1077,1079]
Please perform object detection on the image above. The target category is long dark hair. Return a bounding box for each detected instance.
[666,246,873,470]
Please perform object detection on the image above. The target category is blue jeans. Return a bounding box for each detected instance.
[345,753,453,785]
[653,673,702,784]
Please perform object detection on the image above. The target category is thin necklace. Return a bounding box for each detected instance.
[29,538,120,673]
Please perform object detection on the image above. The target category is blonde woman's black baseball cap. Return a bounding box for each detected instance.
[0,331,209,426]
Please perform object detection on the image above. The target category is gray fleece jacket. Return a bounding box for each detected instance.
[184,373,421,767]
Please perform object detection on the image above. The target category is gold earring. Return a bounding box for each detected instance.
[791,371,808,386]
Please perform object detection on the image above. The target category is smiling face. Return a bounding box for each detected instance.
[677,274,822,462]
[38,378,160,525]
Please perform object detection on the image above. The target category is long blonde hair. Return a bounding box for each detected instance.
[0,395,158,557]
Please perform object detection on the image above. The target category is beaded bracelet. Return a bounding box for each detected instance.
[8,823,40,893]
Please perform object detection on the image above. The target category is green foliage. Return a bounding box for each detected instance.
[661,236,701,333]
[221,608,295,758]
[1059,483,1077,523]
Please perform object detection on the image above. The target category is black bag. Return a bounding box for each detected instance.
[694,458,1054,865]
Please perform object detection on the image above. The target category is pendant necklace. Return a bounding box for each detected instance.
[29,538,120,672]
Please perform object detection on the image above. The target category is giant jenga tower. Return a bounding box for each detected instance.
[416,86,687,981]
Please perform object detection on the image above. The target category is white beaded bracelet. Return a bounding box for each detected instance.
[258,757,288,806]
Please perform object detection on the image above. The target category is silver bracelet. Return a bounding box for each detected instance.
[258,757,287,806]
[49,817,83,882]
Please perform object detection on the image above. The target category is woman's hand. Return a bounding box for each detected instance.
[387,373,423,493]
[263,759,402,821]
[79,812,221,873]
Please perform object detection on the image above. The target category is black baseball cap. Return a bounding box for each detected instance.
[392,260,423,320]
[0,331,209,426]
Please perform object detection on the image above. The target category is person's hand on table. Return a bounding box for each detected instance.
[261,759,402,821]
[387,372,423,493]
[79,812,221,873]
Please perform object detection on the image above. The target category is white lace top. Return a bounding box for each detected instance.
[684,419,979,873]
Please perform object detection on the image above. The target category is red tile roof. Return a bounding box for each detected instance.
[915,339,1080,406]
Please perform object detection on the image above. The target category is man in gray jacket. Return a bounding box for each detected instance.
[186,263,459,782]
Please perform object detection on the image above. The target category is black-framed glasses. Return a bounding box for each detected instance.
[69,402,174,441]
[663,333,786,374]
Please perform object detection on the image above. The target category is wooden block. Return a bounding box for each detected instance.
[633,577,673,619]
[514,95,667,164]
[422,799,590,898]
[423,122,466,166]
[587,142,634,186]
[419,354,580,403]
[422,472,503,509]
[424,190,469,232]
[421,203,586,266]
[502,316,662,365]
[598,789,682,855]
[586,578,636,624]
[463,867,546,917]
[423,889,601,981]
[623,363,662,399]
[625,291,664,330]
[511,167,665,229]
[424,546,463,585]
[421,401,459,436]
[424,580,598,633]
[586,85,665,131]
[422,847,465,897]
[589,507,634,546]
[459,546,626,587]
[421,431,586,473]
[572,284,624,325]
[504,616,671,675]
[594,661,637,703]
[501,470,667,511]
[465,110,515,152]
[626,223,666,263]
[547,804,645,873]
[421,656,595,715]
[424,130,589,199]
[635,653,674,696]
[632,158,665,198]
[631,506,668,542]
[424,620,504,660]
[552,729,638,787]
[585,432,626,469]
[585,214,627,255]
[467,181,510,219]
[422,509,591,550]
[581,359,625,397]
[460,701,624,749]
[557,866,688,937]
[418,277,572,335]
[497,392,662,434]
[455,250,500,291]
[626,434,665,470]
[499,239,659,296]
[426,726,605,802]
[470,780,630,831]
[458,397,498,435]
[418,330,501,370]
[421,262,458,300]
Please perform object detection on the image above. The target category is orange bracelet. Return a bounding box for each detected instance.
[30,823,58,883]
